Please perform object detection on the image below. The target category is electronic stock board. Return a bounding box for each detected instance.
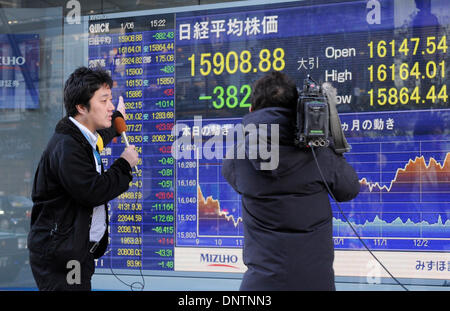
[88,0,449,283]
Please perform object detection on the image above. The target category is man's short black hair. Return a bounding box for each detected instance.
[64,66,113,117]
[250,71,298,112]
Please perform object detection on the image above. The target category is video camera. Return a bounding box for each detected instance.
[295,75,351,154]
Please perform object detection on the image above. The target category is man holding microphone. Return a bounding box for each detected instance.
[28,67,139,290]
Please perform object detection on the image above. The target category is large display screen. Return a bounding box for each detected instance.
[88,0,449,283]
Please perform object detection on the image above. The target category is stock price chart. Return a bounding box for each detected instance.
[88,0,449,281]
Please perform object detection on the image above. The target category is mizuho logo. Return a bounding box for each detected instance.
[0,56,25,66]
[200,253,238,266]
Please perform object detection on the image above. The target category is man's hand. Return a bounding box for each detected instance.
[117,96,125,116]
[120,145,139,168]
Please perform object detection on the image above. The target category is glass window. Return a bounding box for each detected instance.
[1,0,448,291]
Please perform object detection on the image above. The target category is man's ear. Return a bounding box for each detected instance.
[75,104,87,116]
[249,105,253,112]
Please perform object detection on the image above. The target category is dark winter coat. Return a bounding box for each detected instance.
[222,107,360,290]
[28,111,132,271]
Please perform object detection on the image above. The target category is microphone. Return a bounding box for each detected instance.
[113,116,138,172]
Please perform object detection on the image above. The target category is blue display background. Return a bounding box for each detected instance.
[88,0,449,279]
[175,111,450,252]
[0,34,39,109]
[176,0,396,45]
[336,110,449,251]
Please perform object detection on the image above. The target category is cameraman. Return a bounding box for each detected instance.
[222,71,360,290]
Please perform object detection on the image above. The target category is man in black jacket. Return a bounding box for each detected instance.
[28,67,139,290]
[222,72,360,290]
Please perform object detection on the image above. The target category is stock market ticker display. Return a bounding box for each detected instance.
[88,0,449,282]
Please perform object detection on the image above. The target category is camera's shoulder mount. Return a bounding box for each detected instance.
[295,75,330,148]
[295,75,350,153]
